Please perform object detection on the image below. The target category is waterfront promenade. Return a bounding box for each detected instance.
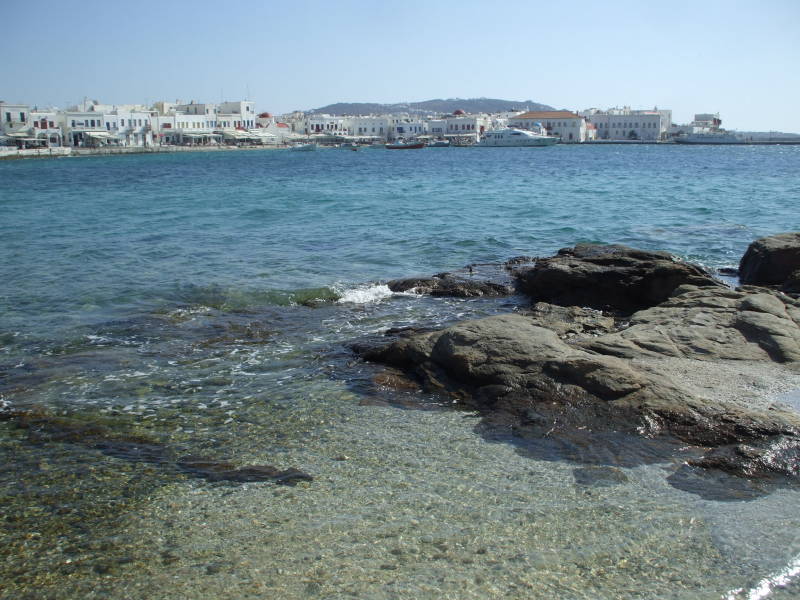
[0,144,284,160]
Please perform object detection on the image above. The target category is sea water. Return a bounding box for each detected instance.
[1,144,799,599]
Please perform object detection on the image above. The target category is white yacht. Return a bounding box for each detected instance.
[476,127,557,147]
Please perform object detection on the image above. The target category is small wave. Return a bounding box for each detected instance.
[724,553,800,599]
[170,283,340,309]
[336,284,394,305]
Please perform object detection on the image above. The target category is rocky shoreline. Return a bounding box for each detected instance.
[354,234,800,498]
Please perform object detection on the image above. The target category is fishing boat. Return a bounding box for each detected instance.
[385,140,425,150]
[427,139,451,148]
[476,127,557,147]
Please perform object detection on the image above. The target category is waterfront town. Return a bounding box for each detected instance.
[0,96,790,156]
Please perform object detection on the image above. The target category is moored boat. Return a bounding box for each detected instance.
[289,142,317,151]
[476,127,557,147]
[386,140,425,150]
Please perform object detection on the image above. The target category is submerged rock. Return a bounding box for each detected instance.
[739,232,800,287]
[512,243,724,314]
[1,408,313,486]
[176,456,313,485]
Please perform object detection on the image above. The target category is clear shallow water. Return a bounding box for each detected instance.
[1,145,800,599]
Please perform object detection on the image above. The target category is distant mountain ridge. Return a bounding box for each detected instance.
[308,98,555,116]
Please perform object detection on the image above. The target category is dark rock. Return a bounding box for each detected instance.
[512,243,724,314]
[739,232,800,286]
[783,269,800,294]
[176,455,313,485]
[504,256,538,266]
[718,267,739,276]
[687,437,800,479]
[387,274,512,298]
[357,311,800,483]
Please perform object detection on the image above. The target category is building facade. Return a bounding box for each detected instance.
[580,107,672,141]
[508,111,588,142]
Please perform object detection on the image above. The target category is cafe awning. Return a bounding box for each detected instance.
[85,131,117,139]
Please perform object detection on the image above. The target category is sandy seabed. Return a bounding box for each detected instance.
[73,359,800,600]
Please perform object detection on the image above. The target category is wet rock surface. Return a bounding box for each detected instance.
[356,243,800,497]
[387,260,530,298]
[739,232,800,288]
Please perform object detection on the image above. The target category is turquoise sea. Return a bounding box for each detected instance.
[1,145,800,599]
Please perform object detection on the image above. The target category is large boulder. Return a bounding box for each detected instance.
[512,243,724,314]
[357,300,800,485]
[739,232,800,288]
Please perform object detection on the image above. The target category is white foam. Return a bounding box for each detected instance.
[336,284,395,305]
[724,553,800,599]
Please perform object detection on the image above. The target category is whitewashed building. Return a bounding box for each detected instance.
[30,109,63,146]
[348,116,389,139]
[303,114,349,136]
[0,103,39,146]
[217,101,257,129]
[580,107,672,141]
[387,115,426,140]
[508,111,588,142]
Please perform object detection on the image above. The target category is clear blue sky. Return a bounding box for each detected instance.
[3,0,799,132]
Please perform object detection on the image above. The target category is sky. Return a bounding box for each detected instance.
[3,0,799,132]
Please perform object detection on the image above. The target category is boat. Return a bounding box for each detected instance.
[289,142,317,151]
[674,131,746,144]
[476,127,557,147]
[340,142,359,151]
[385,140,425,150]
[427,139,451,148]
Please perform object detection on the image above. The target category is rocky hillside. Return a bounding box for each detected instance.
[309,97,554,116]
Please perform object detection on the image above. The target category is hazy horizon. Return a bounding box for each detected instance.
[3,0,799,133]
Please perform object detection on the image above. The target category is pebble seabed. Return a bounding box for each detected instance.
[5,360,800,600]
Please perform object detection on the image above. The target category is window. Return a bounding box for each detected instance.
[121,119,125,126]
[20,112,26,122]
[5,112,10,122]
